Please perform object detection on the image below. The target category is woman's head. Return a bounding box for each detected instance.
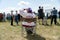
[27,8,32,13]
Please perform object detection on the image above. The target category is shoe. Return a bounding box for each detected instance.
[42,24,44,25]
[27,30,33,35]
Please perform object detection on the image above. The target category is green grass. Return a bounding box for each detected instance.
[0,19,60,40]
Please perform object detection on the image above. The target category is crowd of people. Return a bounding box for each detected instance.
[9,7,60,26]
[0,6,60,26]
[0,6,60,35]
[38,6,60,25]
[10,10,20,26]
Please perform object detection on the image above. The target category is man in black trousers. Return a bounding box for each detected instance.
[11,10,14,26]
[15,10,19,25]
[51,7,58,25]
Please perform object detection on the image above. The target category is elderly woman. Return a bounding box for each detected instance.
[20,8,36,35]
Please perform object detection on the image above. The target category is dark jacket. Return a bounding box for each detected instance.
[38,8,45,17]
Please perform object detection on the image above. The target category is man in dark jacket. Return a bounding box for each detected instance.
[38,6,45,25]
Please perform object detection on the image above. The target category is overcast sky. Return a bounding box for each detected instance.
[0,0,60,13]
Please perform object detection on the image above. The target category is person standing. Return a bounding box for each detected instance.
[51,7,58,25]
[58,11,60,21]
[38,6,45,25]
[15,10,19,25]
[18,14,20,21]
[3,12,6,22]
[11,10,14,26]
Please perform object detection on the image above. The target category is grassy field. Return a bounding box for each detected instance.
[0,19,60,40]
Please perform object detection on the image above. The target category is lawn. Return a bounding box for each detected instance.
[0,19,60,40]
